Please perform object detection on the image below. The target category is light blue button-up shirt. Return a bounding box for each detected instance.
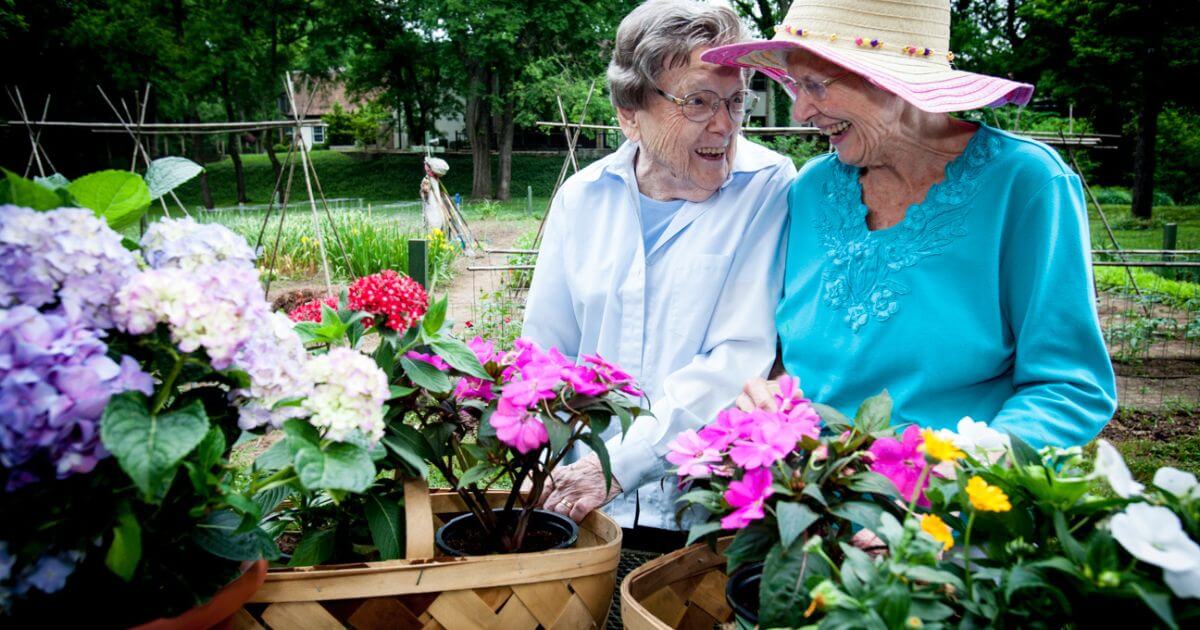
[522,137,796,529]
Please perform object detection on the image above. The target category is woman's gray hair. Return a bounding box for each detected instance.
[607,0,748,111]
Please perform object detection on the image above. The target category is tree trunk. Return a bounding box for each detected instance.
[465,63,493,198]
[1131,5,1162,220]
[264,132,282,185]
[497,94,515,201]
[190,112,214,210]
[221,77,248,204]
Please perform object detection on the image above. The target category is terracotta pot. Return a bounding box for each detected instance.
[132,559,267,630]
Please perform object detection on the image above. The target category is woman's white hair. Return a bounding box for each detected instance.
[607,0,748,111]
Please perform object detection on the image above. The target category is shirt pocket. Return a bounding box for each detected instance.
[667,253,733,345]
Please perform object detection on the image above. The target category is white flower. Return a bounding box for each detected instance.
[1154,467,1199,500]
[1109,503,1200,573]
[948,416,1011,457]
[1165,567,1200,599]
[303,348,389,445]
[141,217,256,272]
[1093,439,1144,498]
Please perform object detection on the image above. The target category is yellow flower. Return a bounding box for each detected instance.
[300,236,309,244]
[966,476,1012,512]
[921,429,965,462]
[920,514,955,550]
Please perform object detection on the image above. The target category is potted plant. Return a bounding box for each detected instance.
[235,275,641,627]
[1,165,391,625]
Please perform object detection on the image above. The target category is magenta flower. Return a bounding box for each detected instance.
[562,365,607,396]
[499,359,561,407]
[453,377,495,402]
[666,429,723,478]
[729,412,808,469]
[721,468,775,529]
[405,351,450,372]
[467,336,498,365]
[698,408,754,452]
[868,425,929,507]
[583,354,642,396]
[490,398,549,454]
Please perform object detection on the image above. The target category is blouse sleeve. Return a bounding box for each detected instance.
[989,172,1117,447]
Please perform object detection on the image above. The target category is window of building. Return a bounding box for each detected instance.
[312,125,326,144]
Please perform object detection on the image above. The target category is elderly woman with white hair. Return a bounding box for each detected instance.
[711,0,1117,447]
[521,0,795,545]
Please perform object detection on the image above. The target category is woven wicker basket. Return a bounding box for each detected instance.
[620,538,736,630]
[232,479,621,629]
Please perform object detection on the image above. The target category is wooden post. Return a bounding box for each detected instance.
[1164,222,1178,279]
[526,185,533,216]
[408,238,428,289]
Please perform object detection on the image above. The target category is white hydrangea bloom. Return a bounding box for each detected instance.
[303,347,389,445]
[141,217,256,271]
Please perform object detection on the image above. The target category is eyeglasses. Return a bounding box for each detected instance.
[781,72,850,101]
[654,88,760,124]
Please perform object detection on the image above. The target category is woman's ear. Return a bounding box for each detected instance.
[616,106,640,142]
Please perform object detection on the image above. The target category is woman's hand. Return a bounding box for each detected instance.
[735,377,794,412]
[534,454,622,522]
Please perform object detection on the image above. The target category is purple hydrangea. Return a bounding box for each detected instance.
[231,311,313,431]
[140,217,256,271]
[0,205,141,329]
[0,306,152,489]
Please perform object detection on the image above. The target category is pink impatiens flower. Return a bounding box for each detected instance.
[667,429,724,478]
[499,359,561,407]
[467,335,499,365]
[489,398,549,454]
[582,354,642,396]
[869,425,930,507]
[721,468,776,529]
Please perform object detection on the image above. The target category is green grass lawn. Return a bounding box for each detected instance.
[1090,204,1200,250]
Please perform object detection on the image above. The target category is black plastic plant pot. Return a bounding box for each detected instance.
[725,561,763,630]
[434,508,579,557]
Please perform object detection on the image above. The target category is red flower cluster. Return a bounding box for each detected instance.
[288,295,338,323]
[348,270,428,331]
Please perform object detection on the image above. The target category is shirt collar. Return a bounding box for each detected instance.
[579,134,780,190]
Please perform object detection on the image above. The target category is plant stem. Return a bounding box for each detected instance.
[250,468,298,495]
[904,463,933,516]
[151,352,184,414]
[962,510,977,600]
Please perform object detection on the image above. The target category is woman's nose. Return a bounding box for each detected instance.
[706,104,736,135]
[791,93,818,124]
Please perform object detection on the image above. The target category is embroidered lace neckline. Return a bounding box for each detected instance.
[815,124,1001,332]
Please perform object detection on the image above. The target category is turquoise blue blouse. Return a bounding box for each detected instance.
[777,124,1117,448]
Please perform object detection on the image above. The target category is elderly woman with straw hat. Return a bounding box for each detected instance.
[716,0,1117,446]
[521,0,796,544]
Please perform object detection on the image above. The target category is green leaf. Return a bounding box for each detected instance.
[902,565,965,592]
[813,402,852,434]
[1003,564,1046,603]
[611,402,634,436]
[400,357,452,393]
[457,462,498,488]
[543,415,573,455]
[144,157,203,200]
[686,522,723,546]
[423,296,448,335]
[802,484,828,507]
[381,434,428,479]
[1053,511,1086,564]
[854,390,892,433]
[66,169,151,230]
[430,338,490,379]
[777,502,819,550]
[1133,582,1178,629]
[1,167,62,209]
[1008,433,1041,467]
[676,489,723,512]
[845,472,901,499]
[374,342,397,381]
[724,523,774,572]
[283,417,321,449]
[582,432,614,494]
[388,423,437,460]
[34,173,70,191]
[760,540,819,628]
[254,439,292,472]
[295,442,375,493]
[364,494,404,560]
[253,484,292,514]
[106,503,142,582]
[100,393,210,502]
[193,510,281,561]
[829,501,884,531]
[388,384,416,399]
[288,527,337,567]
[194,427,226,470]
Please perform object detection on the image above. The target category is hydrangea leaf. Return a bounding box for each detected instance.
[287,527,336,567]
[144,157,202,200]
[1,167,62,210]
[294,441,375,493]
[66,169,151,231]
[106,502,141,582]
[193,510,281,561]
[100,392,210,502]
[364,494,403,560]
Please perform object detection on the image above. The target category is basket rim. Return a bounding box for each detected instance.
[618,537,732,630]
[248,488,622,602]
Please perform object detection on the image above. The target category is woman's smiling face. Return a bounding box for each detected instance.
[619,47,746,199]
[786,51,905,168]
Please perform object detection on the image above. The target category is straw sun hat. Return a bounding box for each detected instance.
[701,0,1034,112]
